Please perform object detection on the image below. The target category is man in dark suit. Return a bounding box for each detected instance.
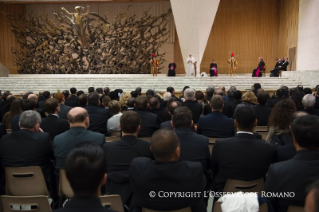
[40,98,69,140]
[129,129,206,212]
[172,107,210,190]
[38,91,50,109]
[229,90,242,117]
[271,57,289,76]
[103,111,153,205]
[65,87,79,107]
[211,106,275,192]
[265,115,319,212]
[149,97,170,124]
[0,110,53,185]
[54,142,116,212]
[167,86,180,100]
[182,88,203,124]
[198,95,235,138]
[302,94,319,116]
[134,96,159,137]
[53,107,105,169]
[267,89,284,108]
[78,94,87,108]
[160,101,181,129]
[255,90,272,126]
[53,92,72,120]
[85,92,110,135]
[204,88,232,118]
[11,99,37,132]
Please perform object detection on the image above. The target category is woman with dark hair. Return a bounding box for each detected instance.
[290,90,305,111]
[195,91,208,106]
[266,99,296,142]
[2,98,23,129]
[252,57,265,77]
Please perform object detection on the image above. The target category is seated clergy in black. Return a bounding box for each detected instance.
[265,115,319,212]
[54,142,117,212]
[40,98,70,140]
[172,106,210,190]
[303,94,319,116]
[134,95,159,137]
[182,88,203,124]
[197,95,235,138]
[129,129,206,212]
[254,90,272,126]
[211,106,275,192]
[86,92,110,135]
[0,110,53,187]
[103,111,153,205]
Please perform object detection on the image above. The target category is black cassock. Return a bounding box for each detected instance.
[209,63,218,76]
[168,63,176,76]
[252,61,265,77]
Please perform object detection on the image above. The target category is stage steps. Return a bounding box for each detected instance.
[0,74,309,94]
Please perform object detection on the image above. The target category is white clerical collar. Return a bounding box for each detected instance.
[237,131,253,135]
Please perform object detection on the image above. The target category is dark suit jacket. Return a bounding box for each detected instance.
[0,130,53,181]
[274,144,296,163]
[204,102,232,118]
[211,133,275,192]
[58,104,72,120]
[280,61,289,71]
[11,114,20,132]
[135,108,159,138]
[38,99,48,109]
[150,108,170,124]
[103,135,153,204]
[54,197,117,212]
[175,128,210,174]
[304,108,319,116]
[65,95,79,107]
[197,111,235,138]
[0,123,6,140]
[265,150,319,212]
[267,97,283,108]
[182,100,203,124]
[86,105,110,135]
[40,115,70,140]
[53,127,105,169]
[129,158,206,212]
[255,105,272,126]
[160,120,173,129]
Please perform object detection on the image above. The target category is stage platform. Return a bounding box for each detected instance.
[0,73,312,95]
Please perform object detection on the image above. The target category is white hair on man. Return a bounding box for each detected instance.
[19,110,41,129]
[184,88,195,100]
[163,92,172,101]
[302,94,316,108]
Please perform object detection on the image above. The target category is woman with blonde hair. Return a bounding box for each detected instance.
[107,100,122,135]
[233,91,257,116]
[119,92,132,112]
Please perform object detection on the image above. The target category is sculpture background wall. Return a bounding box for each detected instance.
[5,3,172,74]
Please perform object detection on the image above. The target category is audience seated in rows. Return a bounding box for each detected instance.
[265,115,319,212]
[86,92,110,135]
[11,99,37,131]
[107,100,122,135]
[303,94,319,116]
[160,101,181,129]
[54,142,117,212]
[268,89,285,108]
[149,97,170,124]
[204,88,232,118]
[182,88,203,124]
[160,92,171,109]
[53,107,105,169]
[134,96,159,137]
[103,111,153,206]
[211,107,275,193]
[129,129,206,212]
[54,92,72,120]
[197,95,235,138]
[233,91,257,117]
[38,91,50,109]
[255,90,272,126]
[40,98,69,140]
[266,99,296,142]
[65,87,79,107]
[78,94,88,108]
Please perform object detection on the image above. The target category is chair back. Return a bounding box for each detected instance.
[223,178,264,196]
[58,169,74,198]
[5,166,49,196]
[213,201,267,212]
[100,195,124,212]
[105,136,121,142]
[111,130,121,137]
[142,207,191,212]
[287,206,304,212]
[1,195,52,212]
[6,129,12,134]
[255,126,268,132]
[140,137,152,142]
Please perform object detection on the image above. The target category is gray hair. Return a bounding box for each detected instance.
[184,88,195,100]
[302,94,316,108]
[19,110,41,129]
[163,92,172,101]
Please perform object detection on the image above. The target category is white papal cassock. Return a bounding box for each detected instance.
[186,55,195,76]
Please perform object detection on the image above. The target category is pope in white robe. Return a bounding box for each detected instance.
[186,53,196,76]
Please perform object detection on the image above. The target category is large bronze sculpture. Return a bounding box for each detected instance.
[5,6,171,74]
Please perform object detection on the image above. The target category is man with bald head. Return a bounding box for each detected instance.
[53,107,105,169]
[129,129,206,211]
